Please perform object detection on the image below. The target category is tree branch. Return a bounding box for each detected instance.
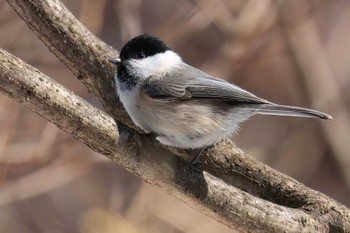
[2,0,350,232]
[1,48,326,232]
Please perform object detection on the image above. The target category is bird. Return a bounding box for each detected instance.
[109,33,332,159]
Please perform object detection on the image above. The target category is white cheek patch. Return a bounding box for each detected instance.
[129,50,181,78]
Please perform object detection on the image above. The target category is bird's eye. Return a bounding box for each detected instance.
[136,52,145,59]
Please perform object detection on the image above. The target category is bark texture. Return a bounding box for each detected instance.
[1,0,349,232]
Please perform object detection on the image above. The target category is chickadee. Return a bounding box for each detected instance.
[109,33,332,151]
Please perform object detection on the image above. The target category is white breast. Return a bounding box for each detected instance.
[116,82,150,132]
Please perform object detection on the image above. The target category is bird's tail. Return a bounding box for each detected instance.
[256,103,332,120]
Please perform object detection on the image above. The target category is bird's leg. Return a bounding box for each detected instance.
[175,147,209,199]
[190,146,207,164]
[178,146,208,178]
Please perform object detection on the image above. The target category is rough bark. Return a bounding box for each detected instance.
[1,0,349,232]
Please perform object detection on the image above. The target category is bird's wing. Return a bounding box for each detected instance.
[141,64,268,104]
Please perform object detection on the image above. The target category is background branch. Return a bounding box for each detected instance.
[1,0,349,232]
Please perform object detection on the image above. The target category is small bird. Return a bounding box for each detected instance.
[109,33,332,153]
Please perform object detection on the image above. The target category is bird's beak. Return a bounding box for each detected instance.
[109,57,122,65]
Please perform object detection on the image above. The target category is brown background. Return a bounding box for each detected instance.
[0,0,349,232]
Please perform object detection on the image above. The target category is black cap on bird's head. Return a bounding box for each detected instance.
[109,33,171,65]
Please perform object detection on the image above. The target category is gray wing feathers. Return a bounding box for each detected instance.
[141,65,331,120]
[142,80,191,100]
[186,78,267,103]
[142,64,267,104]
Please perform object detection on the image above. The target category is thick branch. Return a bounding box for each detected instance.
[4,0,350,232]
[6,0,133,128]
[0,49,325,232]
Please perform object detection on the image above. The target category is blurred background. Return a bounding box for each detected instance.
[0,0,349,232]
